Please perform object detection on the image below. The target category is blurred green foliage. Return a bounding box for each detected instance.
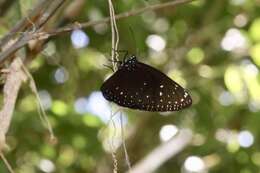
[1,0,260,173]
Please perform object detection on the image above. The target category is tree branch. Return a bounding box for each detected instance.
[0,57,27,151]
[127,129,193,173]
[48,0,196,36]
[34,0,67,29]
[0,0,195,65]
[0,0,53,48]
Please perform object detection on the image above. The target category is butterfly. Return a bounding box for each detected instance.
[101,55,192,112]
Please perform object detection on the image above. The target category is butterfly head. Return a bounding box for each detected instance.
[119,55,137,70]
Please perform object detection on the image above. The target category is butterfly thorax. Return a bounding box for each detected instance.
[118,55,137,71]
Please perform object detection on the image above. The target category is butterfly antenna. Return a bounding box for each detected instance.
[103,64,114,72]
[123,50,128,63]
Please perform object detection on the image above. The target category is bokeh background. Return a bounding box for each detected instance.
[1,0,260,172]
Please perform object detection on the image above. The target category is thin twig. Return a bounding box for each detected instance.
[109,107,119,173]
[34,0,66,29]
[21,65,56,142]
[51,0,195,36]
[108,0,120,76]
[0,0,195,65]
[0,152,15,173]
[108,1,121,172]
[120,112,132,172]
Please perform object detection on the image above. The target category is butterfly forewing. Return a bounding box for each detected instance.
[101,56,192,112]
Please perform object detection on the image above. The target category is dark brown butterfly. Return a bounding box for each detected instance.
[101,55,192,112]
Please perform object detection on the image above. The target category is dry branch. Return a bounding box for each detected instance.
[127,129,193,173]
[0,0,195,65]
[0,57,27,151]
[34,0,66,29]
[0,0,67,153]
[0,0,53,48]
[50,0,195,36]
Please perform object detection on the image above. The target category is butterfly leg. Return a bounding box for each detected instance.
[122,50,129,63]
[103,64,114,72]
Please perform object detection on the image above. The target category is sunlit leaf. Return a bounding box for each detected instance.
[51,100,68,116]
[187,47,205,64]
[249,18,260,42]
[250,43,260,66]
[83,114,102,127]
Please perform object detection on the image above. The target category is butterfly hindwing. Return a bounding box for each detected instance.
[101,56,192,112]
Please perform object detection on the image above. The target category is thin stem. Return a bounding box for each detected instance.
[120,112,132,172]
[0,152,15,173]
